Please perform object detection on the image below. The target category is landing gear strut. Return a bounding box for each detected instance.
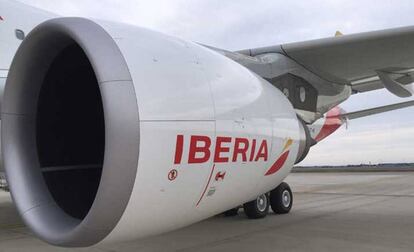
[270,182,293,214]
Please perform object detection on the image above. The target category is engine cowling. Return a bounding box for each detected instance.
[295,117,314,164]
[3,18,303,247]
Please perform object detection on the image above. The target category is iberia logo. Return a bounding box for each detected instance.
[264,138,293,176]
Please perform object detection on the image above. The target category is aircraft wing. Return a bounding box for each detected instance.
[238,26,414,97]
[339,100,414,120]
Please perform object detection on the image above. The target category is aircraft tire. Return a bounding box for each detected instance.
[243,193,269,219]
[270,182,293,214]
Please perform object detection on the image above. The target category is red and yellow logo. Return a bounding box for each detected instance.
[264,138,292,176]
[173,135,293,177]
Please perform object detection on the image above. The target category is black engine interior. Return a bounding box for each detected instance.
[36,44,105,219]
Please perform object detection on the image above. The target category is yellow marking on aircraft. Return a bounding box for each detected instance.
[335,31,343,37]
[282,138,293,152]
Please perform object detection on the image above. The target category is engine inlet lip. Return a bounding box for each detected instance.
[1,18,139,247]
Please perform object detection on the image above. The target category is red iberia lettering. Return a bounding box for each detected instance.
[254,140,268,161]
[214,137,232,163]
[232,138,249,162]
[249,139,257,161]
[175,135,270,164]
[174,135,184,164]
[188,135,211,164]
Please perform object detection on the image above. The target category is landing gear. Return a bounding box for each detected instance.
[270,182,293,214]
[223,208,239,217]
[243,193,269,219]
[228,182,292,219]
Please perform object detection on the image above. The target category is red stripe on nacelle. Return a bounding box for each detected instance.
[264,151,290,176]
[196,164,216,206]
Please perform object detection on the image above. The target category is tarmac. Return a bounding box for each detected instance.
[1,171,414,251]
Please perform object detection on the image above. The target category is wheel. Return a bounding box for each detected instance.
[243,193,269,219]
[223,208,239,217]
[270,182,293,214]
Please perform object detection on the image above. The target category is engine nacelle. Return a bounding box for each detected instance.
[3,18,302,247]
[295,118,314,164]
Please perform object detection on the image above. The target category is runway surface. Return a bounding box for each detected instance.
[1,172,414,251]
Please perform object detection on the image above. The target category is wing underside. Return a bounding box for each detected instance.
[238,26,414,96]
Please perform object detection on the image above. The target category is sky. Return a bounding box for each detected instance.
[16,0,414,166]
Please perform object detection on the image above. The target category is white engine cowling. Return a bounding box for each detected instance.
[2,18,304,247]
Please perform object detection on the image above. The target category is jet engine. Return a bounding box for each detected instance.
[2,18,307,247]
[296,118,313,164]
